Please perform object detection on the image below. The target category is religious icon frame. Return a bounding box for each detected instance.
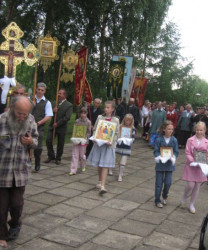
[160,147,173,158]
[194,150,207,164]
[120,126,132,138]
[72,125,87,139]
[40,41,55,58]
[94,120,117,144]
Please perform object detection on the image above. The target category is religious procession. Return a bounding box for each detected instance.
[0,2,208,249]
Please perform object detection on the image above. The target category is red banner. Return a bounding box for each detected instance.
[84,78,93,104]
[130,77,149,108]
[75,47,88,106]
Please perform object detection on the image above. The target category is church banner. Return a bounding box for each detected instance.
[131,77,149,108]
[112,55,133,100]
[107,60,125,99]
[84,78,93,104]
[75,47,88,106]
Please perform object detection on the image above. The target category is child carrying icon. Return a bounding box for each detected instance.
[154,120,179,208]
[69,107,91,175]
[87,100,120,194]
[115,114,136,181]
[181,121,208,214]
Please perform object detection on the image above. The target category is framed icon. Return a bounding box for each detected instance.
[95,120,117,144]
[194,150,207,164]
[72,125,87,138]
[120,127,132,138]
[160,147,173,158]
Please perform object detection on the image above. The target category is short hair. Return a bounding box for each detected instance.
[59,89,67,97]
[94,98,102,104]
[37,82,47,89]
[80,107,88,114]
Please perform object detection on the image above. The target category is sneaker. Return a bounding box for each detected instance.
[69,172,76,176]
[96,183,102,189]
[82,168,86,172]
[189,205,196,214]
[118,175,122,182]
[162,199,167,205]
[55,160,61,165]
[108,169,113,176]
[7,224,22,241]
[156,202,163,208]
[99,186,107,195]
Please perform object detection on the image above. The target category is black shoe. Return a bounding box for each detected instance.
[35,165,40,172]
[55,160,61,165]
[44,158,54,163]
[7,224,22,241]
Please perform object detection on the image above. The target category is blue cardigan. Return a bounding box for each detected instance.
[154,135,179,171]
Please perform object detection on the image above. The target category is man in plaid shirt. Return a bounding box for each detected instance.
[0,96,38,248]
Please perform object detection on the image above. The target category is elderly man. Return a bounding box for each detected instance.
[0,96,38,248]
[44,89,73,165]
[32,82,53,171]
[86,98,103,157]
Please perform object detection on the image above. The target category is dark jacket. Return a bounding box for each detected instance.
[49,100,73,133]
[87,106,103,126]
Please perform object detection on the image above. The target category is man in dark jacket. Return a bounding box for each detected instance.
[127,98,140,128]
[44,89,73,165]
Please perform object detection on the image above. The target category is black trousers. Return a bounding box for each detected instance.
[46,129,66,161]
[178,130,191,146]
[0,186,25,240]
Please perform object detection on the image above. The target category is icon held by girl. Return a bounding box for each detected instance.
[115,114,136,181]
[154,120,179,208]
[87,101,120,195]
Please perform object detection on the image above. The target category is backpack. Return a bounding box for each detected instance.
[199,212,208,250]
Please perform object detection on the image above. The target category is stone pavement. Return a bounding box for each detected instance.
[2,136,208,250]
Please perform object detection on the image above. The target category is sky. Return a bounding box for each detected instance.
[168,0,208,81]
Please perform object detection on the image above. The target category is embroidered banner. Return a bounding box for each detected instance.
[112,55,133,100]
[107,60,125,99]
[84,78,93,104]
[131,77,149,108]
[75,47,88,106]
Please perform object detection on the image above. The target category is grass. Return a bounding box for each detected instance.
[42,113,76,146]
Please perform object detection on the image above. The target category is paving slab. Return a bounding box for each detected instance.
[144,231,190,250]
[66,214,113,233]
[63,196,103,210]
[127,208,168,224]
[86,206,128,222]
[103,198,139,211]
[44,203,84,220]
[42,225,95,247]
[26,192,67,205]
[23,213,67,230]
[110,218,156,237]
[92,229,142,249]
[14,238,74,249]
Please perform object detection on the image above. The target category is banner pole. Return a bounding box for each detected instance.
[52,46,65,145]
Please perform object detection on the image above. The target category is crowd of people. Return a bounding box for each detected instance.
[0,83,208,247]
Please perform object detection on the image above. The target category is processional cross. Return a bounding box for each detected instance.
[0,22,25,77]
